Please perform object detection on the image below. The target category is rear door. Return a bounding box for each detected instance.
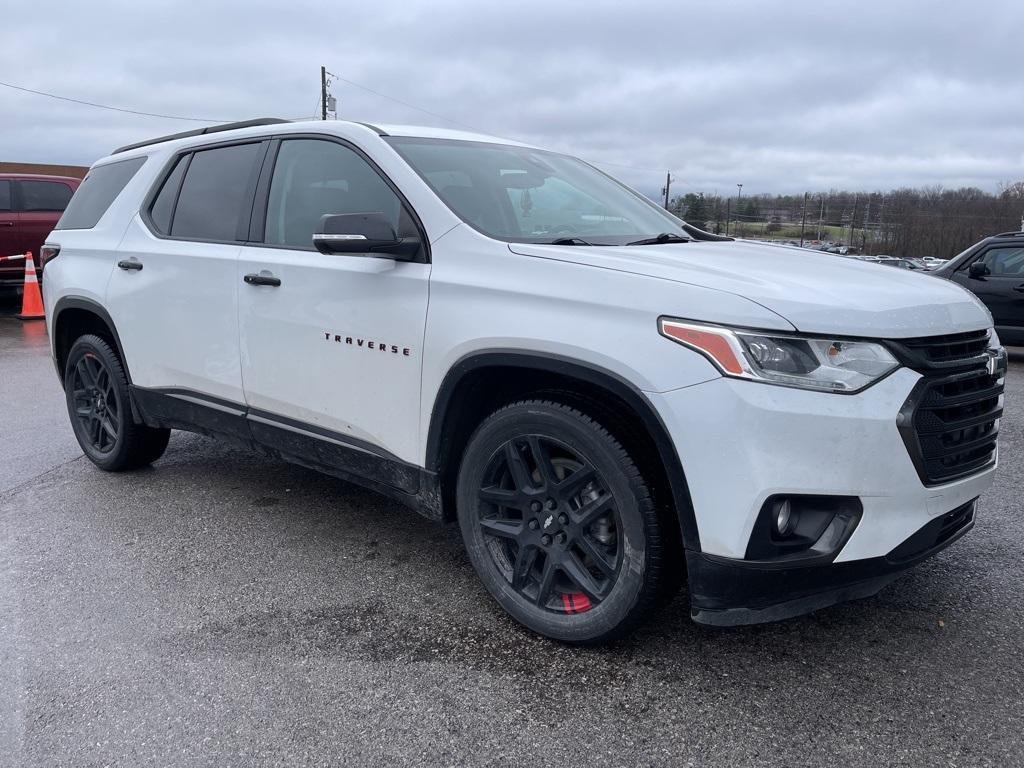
[236,136,430,466]
[16,179,75,266]
[956,245,1024,336]
[108,141,266,407]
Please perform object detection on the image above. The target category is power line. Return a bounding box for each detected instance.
[324,70,675,177]
[0,80,229,123]
[3,74,678,181]
[325,70,484,134]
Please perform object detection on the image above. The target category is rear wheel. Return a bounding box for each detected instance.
[456,400,665,643]
[64,335,170,471]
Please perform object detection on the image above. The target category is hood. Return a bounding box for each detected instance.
[508,239,991,339]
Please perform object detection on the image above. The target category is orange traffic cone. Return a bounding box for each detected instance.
[18,251,44,320]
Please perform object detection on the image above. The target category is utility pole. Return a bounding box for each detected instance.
[799,191,809,247]
[662,173,672,210]
[321,66,328,121]
[862,199,870,250]
[848,194,857,247]
[736,183,743,234]
[817,195,825,240]
[725,199,731,236]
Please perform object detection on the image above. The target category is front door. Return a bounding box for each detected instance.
[236,137,430,466]
[955,245,1024,339]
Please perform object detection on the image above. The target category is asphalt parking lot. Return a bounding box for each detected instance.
[1,298,1022,768]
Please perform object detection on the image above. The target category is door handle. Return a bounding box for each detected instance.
[244,272,281,287]
[1013,285,1024,293]
[117,259,143,271]
[0,221,13,227]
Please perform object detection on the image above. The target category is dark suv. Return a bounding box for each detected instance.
[0,173,80,290]
[933,231,1024,345]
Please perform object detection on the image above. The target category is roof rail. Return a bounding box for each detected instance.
[993,230,1024,238]
[111,118,290,155]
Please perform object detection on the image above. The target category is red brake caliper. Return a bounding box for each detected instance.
[561,592,592,614]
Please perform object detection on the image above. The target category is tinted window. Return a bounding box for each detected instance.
[264,139,412,249]
[979,247,1024,277]
[171,143,261,241]
[0,181,10,212]
[22,180,74,212]
[149,156,188,235]
[56,158,146,230]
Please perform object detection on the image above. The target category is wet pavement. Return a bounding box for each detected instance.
[1,301,1022,767]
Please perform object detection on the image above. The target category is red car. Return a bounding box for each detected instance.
[0,173,80,291]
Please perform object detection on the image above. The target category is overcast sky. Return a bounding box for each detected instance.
[2,0,1022,198]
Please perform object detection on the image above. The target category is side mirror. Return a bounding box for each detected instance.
[968,261,990,279]
[312,212,420,259]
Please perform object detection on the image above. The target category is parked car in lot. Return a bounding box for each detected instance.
[0,173,80,290]
[875,256,927,270]
[42,119,1006,642]
[932,232,1024,345]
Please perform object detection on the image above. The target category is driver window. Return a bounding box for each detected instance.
[978,247,1024,277]
[264,139,411,249]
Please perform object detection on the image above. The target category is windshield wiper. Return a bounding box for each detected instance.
[626,233,691,246]
[546,237,597,246]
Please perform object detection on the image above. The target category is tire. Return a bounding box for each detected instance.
[64,334,171,471]
[456,400,665,644]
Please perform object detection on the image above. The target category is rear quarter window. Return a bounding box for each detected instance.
[55,157,147,230]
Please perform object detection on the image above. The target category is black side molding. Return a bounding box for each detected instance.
[130,386,442,521]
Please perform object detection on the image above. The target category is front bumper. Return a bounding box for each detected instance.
[647,367,998,624]
[687,498,976,626]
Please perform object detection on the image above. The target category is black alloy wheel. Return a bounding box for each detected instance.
[64,335,171,471]
[476,434,622,614]
[457,400,665,643]
[70,350,121,454]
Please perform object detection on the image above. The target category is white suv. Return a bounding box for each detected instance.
[43,118,1006,642]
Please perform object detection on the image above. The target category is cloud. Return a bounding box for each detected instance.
[2,0,1022,197]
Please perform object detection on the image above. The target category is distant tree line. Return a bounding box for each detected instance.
[671,182,1024,258]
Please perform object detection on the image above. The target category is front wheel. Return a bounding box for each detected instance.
[456,400,666,643]
[64,334,171,471]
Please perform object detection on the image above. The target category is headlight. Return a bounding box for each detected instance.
[659,318,900,393]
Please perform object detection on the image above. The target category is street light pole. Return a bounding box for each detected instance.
[736,183,743,235]
[799,191,808,247]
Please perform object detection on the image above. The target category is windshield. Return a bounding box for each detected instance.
[385,137,687,245]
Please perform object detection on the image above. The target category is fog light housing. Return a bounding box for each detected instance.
[773,499,795,537]
[746,495,862,564]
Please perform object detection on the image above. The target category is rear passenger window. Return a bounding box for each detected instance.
[56,157,146,230]
[0,180,10,212]
[170,143,261,241]
[149,156,188,235]
[22,180,74,212]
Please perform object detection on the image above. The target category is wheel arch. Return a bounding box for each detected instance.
[52,296,133,387]
[425,350,702,552]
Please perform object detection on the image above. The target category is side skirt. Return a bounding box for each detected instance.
[130,386,443,521]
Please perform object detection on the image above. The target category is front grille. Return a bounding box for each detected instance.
[896,329,991,365]
[896,349,1004,485]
